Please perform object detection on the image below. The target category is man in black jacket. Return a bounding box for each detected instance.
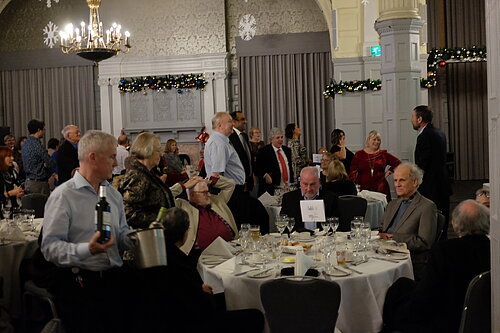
[280,166,338,232]
[56,125,81,185]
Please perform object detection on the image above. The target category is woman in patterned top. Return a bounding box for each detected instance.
[285,123,307,179]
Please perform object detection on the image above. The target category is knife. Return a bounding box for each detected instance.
[234,268,260,276]
[346,265,363,274]
[371,256,399,263]
[253,267,274,277]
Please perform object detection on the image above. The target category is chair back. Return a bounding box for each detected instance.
[435,211,446,242]
[458,271,491,333]
[21,193,49,218]
[179,154,191,166]
[337,195,368,231]
[260,277,341,333]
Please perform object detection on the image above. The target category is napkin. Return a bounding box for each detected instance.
[379,240,410,254]
[295,250,315,276]
[358,190,388,206]
[202,236,237,258]
[282,245,305,254]
[258,192,280,206]
[0,222,25,241]
[216,256,236,274]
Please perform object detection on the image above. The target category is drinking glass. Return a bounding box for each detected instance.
[2,206,11,220]
[275,217,287,236]
[320,221,330,233]
[287,217,295,234]
[250,225,260,241]
[322,238,336,272]
[328,217,340,234]
[240,223,251,238]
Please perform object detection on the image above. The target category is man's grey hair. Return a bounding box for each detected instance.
[211,112,230,130]
[186,180,207,198]
[61,125,77,139]
[3,134,14,142]
[395,162,424,187]
[78,130,117,161]
[300,166,320,180]
[451,199,490,237]
[268,127,283,138]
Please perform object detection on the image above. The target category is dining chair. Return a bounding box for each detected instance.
[337,195,368,231]
[458,270,491,333]
[260,276,341,333]
[21,193,48,218]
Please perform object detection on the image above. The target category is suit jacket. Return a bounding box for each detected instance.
[56,140,79,185]
[280,189,339,232]
[228,131,253,190]
[170,176,239,255]
[415,123,451,204]
[381,191,437,257]
[255,144,294,196]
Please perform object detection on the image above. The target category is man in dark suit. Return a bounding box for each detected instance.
[280,166,338,232]
[256,127,294,196]
[229,111,253,191]
[382,199,490,333]
[411,105,451,238]
[56,124,81,185]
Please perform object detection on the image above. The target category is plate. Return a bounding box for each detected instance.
[325,268,351,277]
[201,257,227,265]
[386,253,409,260]
[247,269,273,278]
[269,233,281,238]
[281,256,296,263]
[295,235,314,242]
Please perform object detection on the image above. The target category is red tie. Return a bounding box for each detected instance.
[277,148,288,182]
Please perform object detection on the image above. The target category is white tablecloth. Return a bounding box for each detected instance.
[199,251,413,333]
[365,200,386,229]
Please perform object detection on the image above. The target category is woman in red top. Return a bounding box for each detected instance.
[349,130,401,200]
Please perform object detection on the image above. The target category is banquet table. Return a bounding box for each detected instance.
[199,242,413,333]
[365,200,386,229]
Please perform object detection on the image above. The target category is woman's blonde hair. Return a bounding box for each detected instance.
[364,130,382,147]
[130,132,161,160]
[164,139,177,154]
[327,159,348,182]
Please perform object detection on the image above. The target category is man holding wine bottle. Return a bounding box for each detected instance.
[41,130,134,333]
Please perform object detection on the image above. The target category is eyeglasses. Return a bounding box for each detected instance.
[237,117,246,121]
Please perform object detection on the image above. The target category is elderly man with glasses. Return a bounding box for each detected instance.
[170,175,239,262]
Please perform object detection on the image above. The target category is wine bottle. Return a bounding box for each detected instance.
[149,206,167,228]
[95,185,111,243]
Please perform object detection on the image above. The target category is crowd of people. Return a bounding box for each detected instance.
[0,104,492,333]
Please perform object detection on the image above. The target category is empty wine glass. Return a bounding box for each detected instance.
[327,217,339,234]
[275,216,287,236]
[287,217,295,234]
[2,205,11,220]
[321,221,330,234]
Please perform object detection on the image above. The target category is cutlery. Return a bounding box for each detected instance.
[371,256,399,263]
[234,268,259,276]
[253,267,274,277]
[345,265,363,274]
[333,266,352,275]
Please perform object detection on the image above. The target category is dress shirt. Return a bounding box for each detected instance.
[417,124,427,136]
[22,136,56,180]
[113,145,130,175]
[386,194,415,233]
[42,171,133,271]
[204,130,245,185]
[301,191,320,230]
[272,144,290,186]
[195,204,234,249]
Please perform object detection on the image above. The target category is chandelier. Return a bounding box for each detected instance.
[59,0,131,63]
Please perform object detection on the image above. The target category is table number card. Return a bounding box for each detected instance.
[300,199,326,222]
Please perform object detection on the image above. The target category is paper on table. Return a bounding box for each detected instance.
[300,199,326,222]
[295,250,315,276]
[258,192,280,207]
[358,190,388,206]
[202,237,237,258]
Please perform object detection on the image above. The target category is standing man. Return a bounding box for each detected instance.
[229,111,253,191]
[113,134,130,176]
[57,125,81,185]
[411,105,451,238]
[22,119,56,195]
[41,130,133,333]
[256,127,294,196]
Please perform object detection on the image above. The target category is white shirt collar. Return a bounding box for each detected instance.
[418,124,428,135]
[233,127,242,136]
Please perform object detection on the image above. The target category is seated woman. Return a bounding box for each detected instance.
[140,207,264,333]
[162,139,188,187]
[319,152,333,184]
[349,130,401,200]
[323,159,357,196]
[0,146,24,210]
[119,132,176,229]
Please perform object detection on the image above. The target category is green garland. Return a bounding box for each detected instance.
[323,46,487,97]
[323,79,381,99]
[119,74,208,93]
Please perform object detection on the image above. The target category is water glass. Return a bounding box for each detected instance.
[275,216,288,235]
[240,223,251,238]
[321,221,330,233]
[2,206,11,220]
[287,217,295,233]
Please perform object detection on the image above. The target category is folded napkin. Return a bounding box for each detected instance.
[202,236,237,258]
[282,245,305,254]
[379,240,410,254]
[358,190,388,206]
[258,192,280,206]
[215,256,236,274]
[295,250,315,276]
[0,222,25,241]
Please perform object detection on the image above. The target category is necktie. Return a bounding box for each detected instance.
[277,148,288,182]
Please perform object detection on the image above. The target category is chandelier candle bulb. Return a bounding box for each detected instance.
[81,21,86,38]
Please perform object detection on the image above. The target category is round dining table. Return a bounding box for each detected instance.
[199,240,414,333]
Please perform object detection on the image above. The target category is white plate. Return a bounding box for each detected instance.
[201,257,227,265]
[386,253,409,260]
[247,269,273,278]
[325,269,351,277]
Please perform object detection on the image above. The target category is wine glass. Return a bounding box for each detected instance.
[327,217,339,235]
[321,221,330,234]
[275,216,287,236]
[287,217,295,234]
[2,206,11,220]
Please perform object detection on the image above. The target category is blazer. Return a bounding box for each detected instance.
[280,189,339,232]
[228,131,253,190]
[56,140,79,185]
[380,191,437,256]
[415,123,451,203]
[255,144,294,196]
[170,176,239,255]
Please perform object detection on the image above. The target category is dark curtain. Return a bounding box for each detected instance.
[238,52,334,155]
[428,0,488,180]
[0,65,97,143]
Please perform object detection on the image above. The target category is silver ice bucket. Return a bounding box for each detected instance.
[128,227,167,269]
